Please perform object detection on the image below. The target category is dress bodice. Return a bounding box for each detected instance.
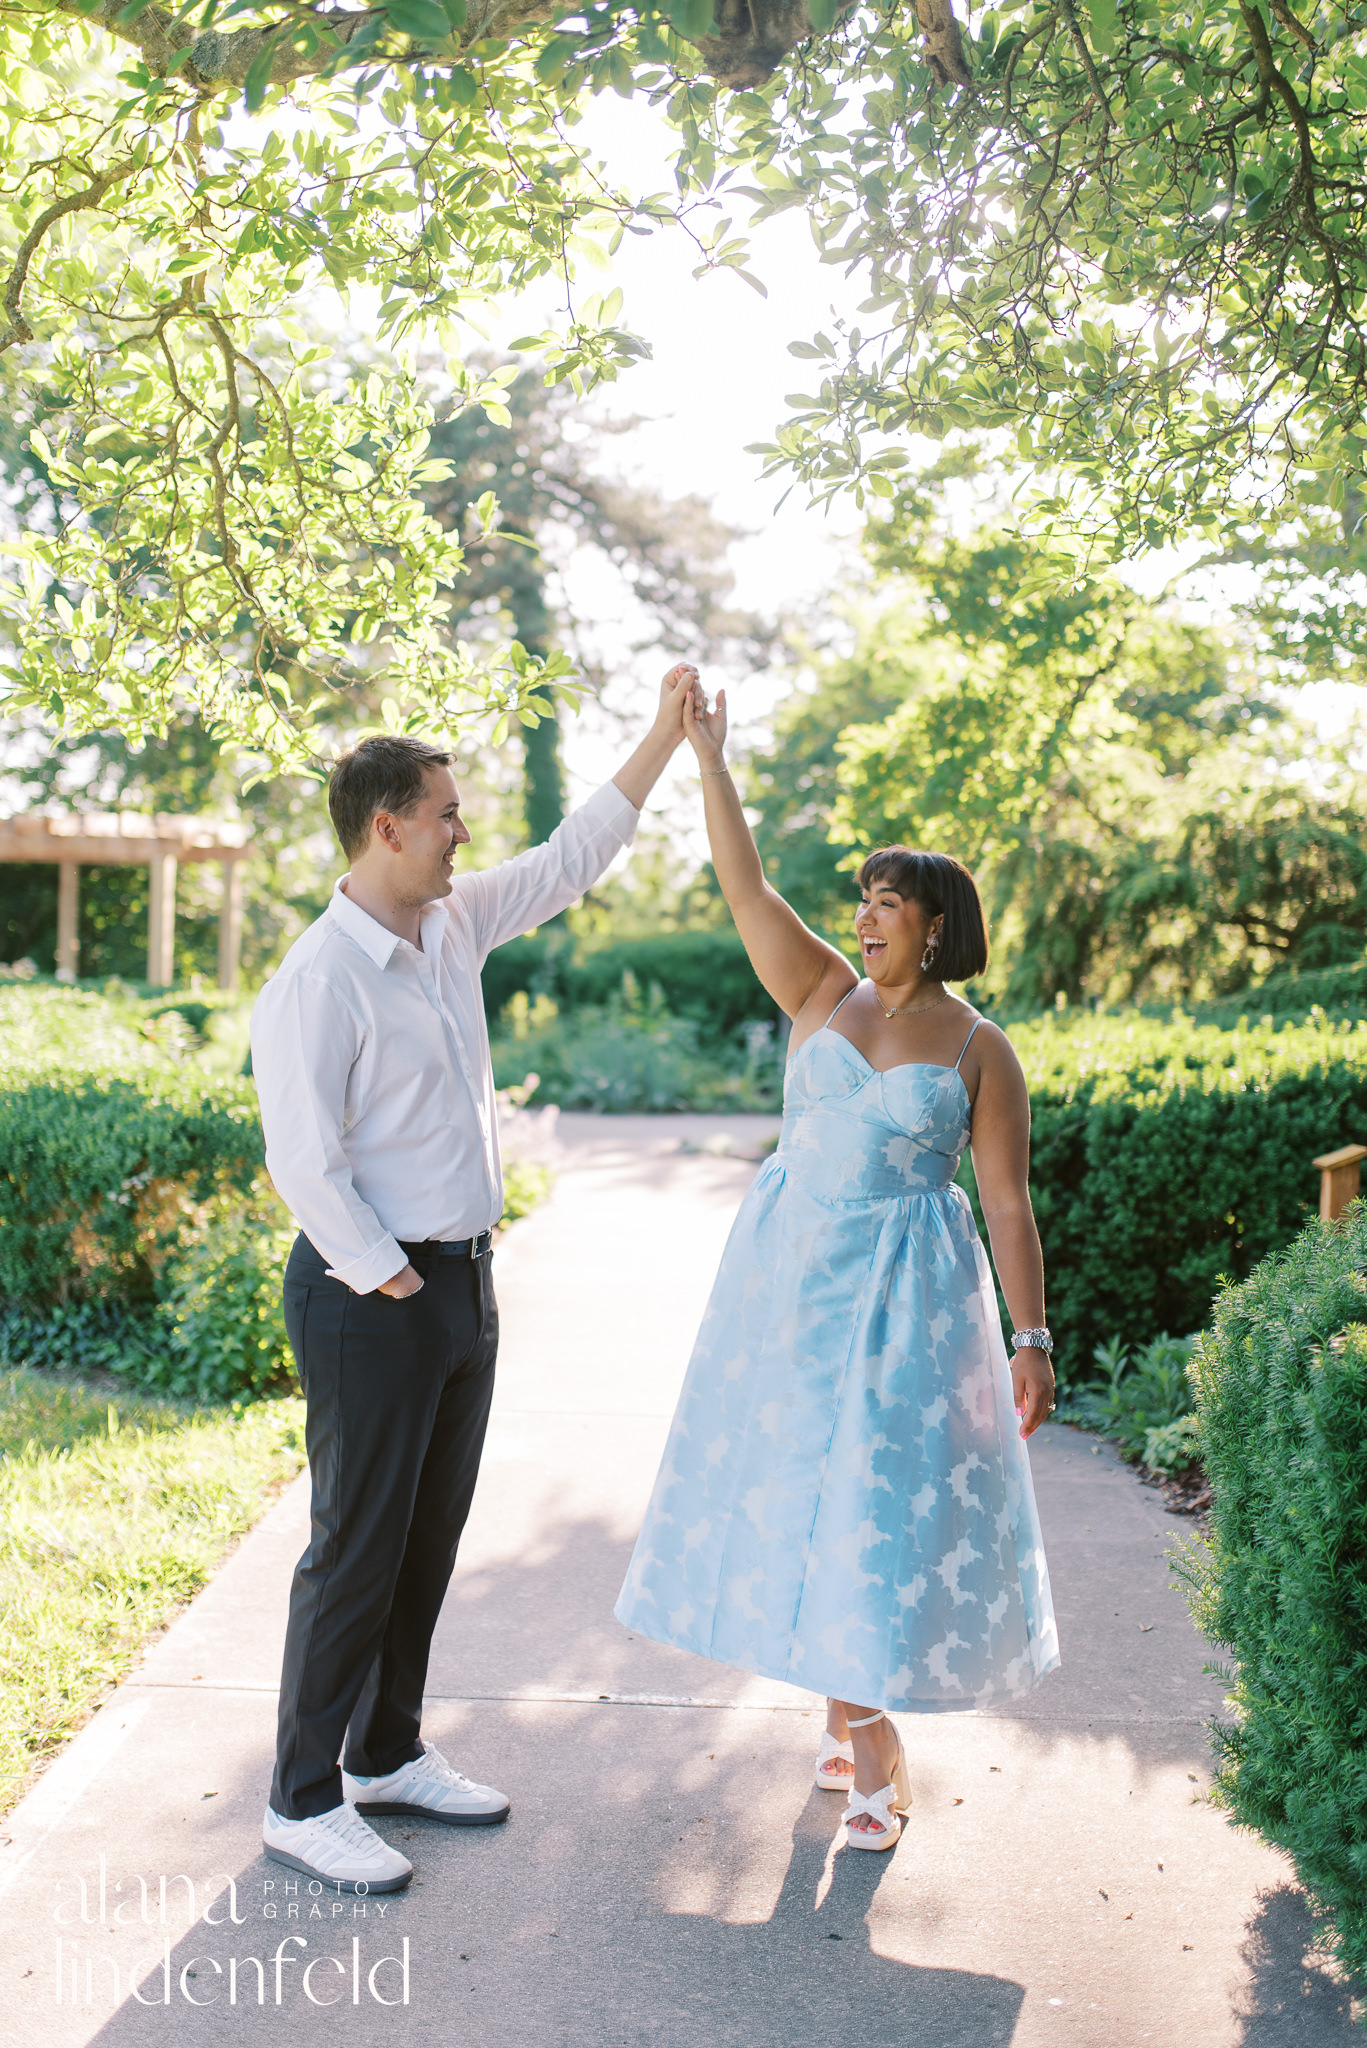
[774,1028,971,1198]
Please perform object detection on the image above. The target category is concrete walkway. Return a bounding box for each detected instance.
[1,1115,1359,2047]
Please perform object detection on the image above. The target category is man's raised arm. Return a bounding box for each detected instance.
[461,663,696,960]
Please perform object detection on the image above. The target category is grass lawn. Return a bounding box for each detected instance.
[0,1368,306,1820]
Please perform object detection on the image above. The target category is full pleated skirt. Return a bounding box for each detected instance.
[615,1156,1060,1711]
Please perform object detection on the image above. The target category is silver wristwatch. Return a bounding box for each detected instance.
[1011,1327,1054,1354]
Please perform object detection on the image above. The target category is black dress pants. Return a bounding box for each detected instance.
[270,1232,498,1819]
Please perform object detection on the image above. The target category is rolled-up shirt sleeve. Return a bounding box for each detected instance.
[459,780,639,961]
[251,971,408,1294]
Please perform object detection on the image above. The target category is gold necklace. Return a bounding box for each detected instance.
[875,986,950,1022]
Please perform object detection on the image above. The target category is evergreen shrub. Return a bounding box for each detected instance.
[482,930,777,1038]
[1178,1202,1367,1989]
[957,1008,1367,1370]
[490,977,783,1113]
[1187,951,1367,1029]
[0,985,557,1401]
[0,1076,264,1309]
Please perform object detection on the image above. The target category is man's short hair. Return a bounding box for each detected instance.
[328,735,453,862]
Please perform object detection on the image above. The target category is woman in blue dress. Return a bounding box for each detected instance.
[616,677,1059,1850]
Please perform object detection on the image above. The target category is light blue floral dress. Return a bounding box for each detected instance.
[616,999,1060,1712]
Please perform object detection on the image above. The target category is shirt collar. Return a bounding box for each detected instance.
[327,876,447,968]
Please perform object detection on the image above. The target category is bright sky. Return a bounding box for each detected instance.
[475,92,868,813]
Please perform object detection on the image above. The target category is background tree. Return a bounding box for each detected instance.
[423,364,770,843]
[16,0,1367,776]
[739,0,1367,568]
[745,496,1367,1008]
[0,352,765,971]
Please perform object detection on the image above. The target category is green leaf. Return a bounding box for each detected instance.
[383,0,454,40]
[1084,0,1115,55]
[535,35,577,82]
[807,0,839,30]
[668,0,714,39]
[242,38,278,113]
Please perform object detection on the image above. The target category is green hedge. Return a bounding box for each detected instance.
[0,986,287,1397]
[1186,952,1367,1029]
[957,1009,1367,1373]
[0,1077,263,1308]
[0,985,556,1402]
[1179,1202,1367,1991]
[492,982,783,1113]
[482,930,777,1038]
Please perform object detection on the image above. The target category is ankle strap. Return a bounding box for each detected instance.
[845,1710,885,1729]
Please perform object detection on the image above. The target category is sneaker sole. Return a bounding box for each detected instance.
[262,1843,412,1892]
[350,1799,511,1827]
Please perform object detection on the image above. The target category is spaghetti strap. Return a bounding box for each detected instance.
[825,982,861,1028]
[953,1016,984,1072]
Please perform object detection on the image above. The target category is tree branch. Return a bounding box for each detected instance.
[1265,0,1316,52]
[1240,0,1317,191]
[46,0,380,91]
[40,0,858,93]
[913,0,974,88]
[1055,0,1111,128]
[1,157,137,353]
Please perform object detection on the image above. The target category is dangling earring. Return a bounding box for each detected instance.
[921,938,939,973]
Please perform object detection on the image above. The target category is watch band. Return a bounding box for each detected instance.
[1011,1327,1054,1353]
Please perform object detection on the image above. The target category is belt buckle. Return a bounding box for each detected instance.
[473,1228,492,1259]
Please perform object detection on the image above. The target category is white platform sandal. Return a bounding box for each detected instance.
[815,1729,856,1791]
[842,1710,912,1852]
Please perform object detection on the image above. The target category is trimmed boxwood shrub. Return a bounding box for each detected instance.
[1186,952,1367,1029]
[0,984,557,1402]
[1178,1202,1367,1989]
[0,984,287,1396]
[0,1077,264,1309]
[956,1009,1367,1372]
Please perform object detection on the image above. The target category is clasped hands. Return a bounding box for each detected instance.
[651,663,728,773]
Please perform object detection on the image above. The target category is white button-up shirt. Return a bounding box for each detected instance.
[250,781,638,1292]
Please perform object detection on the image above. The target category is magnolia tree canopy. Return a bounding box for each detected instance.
[4,0,1366,769]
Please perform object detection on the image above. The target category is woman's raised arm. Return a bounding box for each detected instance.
[683,683,855,1026]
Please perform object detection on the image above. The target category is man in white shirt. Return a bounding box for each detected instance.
[251,664,697,1892]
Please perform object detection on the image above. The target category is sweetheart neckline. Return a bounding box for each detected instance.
[794,1027,971,1095]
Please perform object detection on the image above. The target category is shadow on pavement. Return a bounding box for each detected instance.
[71,1788,1024,2048]
[1232,1886,1364,2043]
[39,1503,1320,2047]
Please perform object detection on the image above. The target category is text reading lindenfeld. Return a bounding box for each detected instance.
[51,1859,412,2007]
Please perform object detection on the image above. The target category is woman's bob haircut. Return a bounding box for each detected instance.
[857,848,989,984]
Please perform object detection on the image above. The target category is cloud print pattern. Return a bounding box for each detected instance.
[616,1025,1060,1712]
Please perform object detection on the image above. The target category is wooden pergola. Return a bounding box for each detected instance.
[0,812,254,990]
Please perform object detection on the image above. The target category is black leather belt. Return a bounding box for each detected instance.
[400,1231,493,1260]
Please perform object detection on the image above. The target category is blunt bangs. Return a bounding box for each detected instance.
[857,848,990,982]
